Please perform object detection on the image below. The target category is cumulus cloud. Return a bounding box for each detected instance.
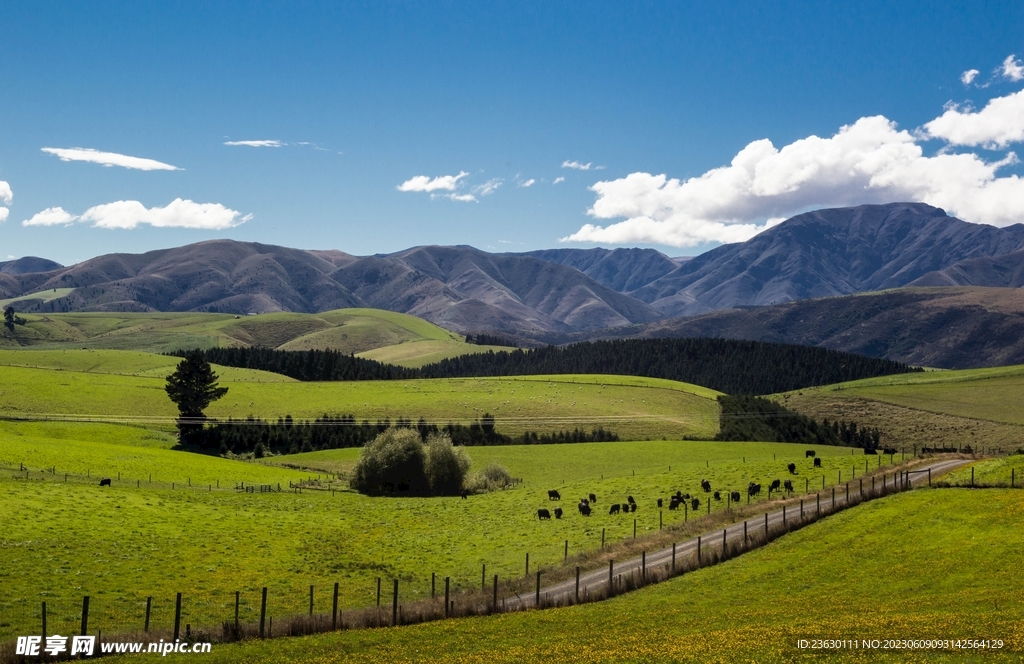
[433,193,477,203]
[518,178,536,188]
[22,207,77,227]
[553,177,565,184]
[961,69,980,85]
[562,100,1024,247]
[922,90,1024,148]
[474,178,503,196]
[224,140,285,147]
[397,171,469,192]
[0,208,8,223]
[1002,55,1024,82]
[41,147,181,171]
[22,199,249,230]
[562,160,593,170]
[0,180,11,205]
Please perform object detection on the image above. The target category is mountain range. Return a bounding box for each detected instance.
[5,202,1024,366]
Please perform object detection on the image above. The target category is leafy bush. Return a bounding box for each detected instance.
[349,428,429,496]
[465,462,513,493]
[424,432,471,495]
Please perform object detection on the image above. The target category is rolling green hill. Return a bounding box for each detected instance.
[0,309,513,367]
[777,364,1024,452]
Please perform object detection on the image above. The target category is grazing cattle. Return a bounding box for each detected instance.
[627,495,636,505]
[657,498,663,508]
[700,479,712,493]
[674,490,683,499]
[548,490,561,500]
[682,493,691,500]
[787,462,797,474]
[589,493,597,503]
[579,502,592,516]
[783,479,794,493]
[99,478,111,487]
[691,497,700,511]
[730,491,741,502]
[769,479,781,493]
[554,507,563,519]
[864,448,877,455]
[537,509,552,520]
[620,503,630,514]
[806,450,816,458]
[813,458,822,468]
[668,498,679,511]
[883,448,897,455]
[713,491,721,501]
[630,502,637,513]
[609,504,621,515]
[460,489,468,499]
[748,482,762,497]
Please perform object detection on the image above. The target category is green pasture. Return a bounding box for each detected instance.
[0,288,76,308]
[0,308,514,366]
[106,488,1024,663]
[943,454,1024,486]
[0,428,894,642]
[0,353,718,439]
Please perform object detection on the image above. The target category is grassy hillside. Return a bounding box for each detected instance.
[778,364,1024,452]
[0,351,719,439]
[106,488,1024,663]
[0,430,889,643]
[0,309,513,367]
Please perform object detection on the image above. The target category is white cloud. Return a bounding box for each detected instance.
[562,160,593,170]
[553,177,565,184]
[562,103,1024,247]
[432,193,477,203]
[0,208,8,223]
[474,178,503,196]
[397,171,469,192]
[0,180,11,204]
[224,140,285,147]
[79,199,250,229]
[41,147,181,171]
[1002,55,1024,82]
[961,69,980,85]
[518,178,536,188]
[923,90,1024,148]
[22,207,77,227]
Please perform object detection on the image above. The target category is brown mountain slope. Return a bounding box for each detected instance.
[619,287,1024,369]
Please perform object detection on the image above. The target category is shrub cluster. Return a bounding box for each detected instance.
[349,429,475,496]
[715,395,883,449]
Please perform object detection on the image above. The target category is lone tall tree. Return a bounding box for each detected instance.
[165,350,228,445]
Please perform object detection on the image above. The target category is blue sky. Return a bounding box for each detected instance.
[1,1,1023,265]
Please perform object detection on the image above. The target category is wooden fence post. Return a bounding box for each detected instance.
[697,536,702,563]
[642,551,646,580]
[234,592,239,634]
[575,567,580,602]
[332,583,339,630]
[173,592,182,641]
[764,511,768,536]
[392,579,398,627]
[525,552,530,577]
[608,560,614,593]
[672,542,677,570]
[743,521,747,544]
[259,587,267,638]
[722,528,726,551]
[376,578,381,607]
[633,519,637,539]
[444,577,450,618]
[431,572,435,599]
[482,563,486,591]
[309,585,314,617]
[81,596,89,636]
[145,596,152,633]
[601,527,605,549]
[41,601,46,639]
[783,505,786,527]
[564,539,568,560]
[493,574,499,612]
[535,571,541,608]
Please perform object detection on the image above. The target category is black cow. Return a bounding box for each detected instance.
[748,482,761,497]
[682,493,691,500]
[813,458,822,468]
[787,463,797,474]
[674,490,683,499]
[657,498,663,508]
[769,479,781,493]
[806,450,816,458]
[609,504,621,515]
[668,498,679,511]
[627,495,636,505]
[579,502,592,516]
[691,497,700,511]
[538,509,551,520]
[883,448,897,455]
[620,503,630,513]
[700,479,711,493]
[99,478,111,487]
[548,490,561,500]
[713,491,721,501]
[630,502,637,513]
[783,479,794,493]
[730,491,741,502]
[864,448,878,455]
[460,489,468,499]
[554,507,563,519]
[589,493,597,503]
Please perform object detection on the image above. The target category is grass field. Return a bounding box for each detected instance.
[0,309,514,366]
[778,364,1024,452]
[0,351,719,439]
[102,488,1024,663]
[942,454,1024,486]
[0,428,891,643]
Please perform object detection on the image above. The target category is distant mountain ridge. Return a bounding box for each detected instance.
[5,202,1024,342]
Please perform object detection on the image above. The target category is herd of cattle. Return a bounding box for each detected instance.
[534,450,841,520]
